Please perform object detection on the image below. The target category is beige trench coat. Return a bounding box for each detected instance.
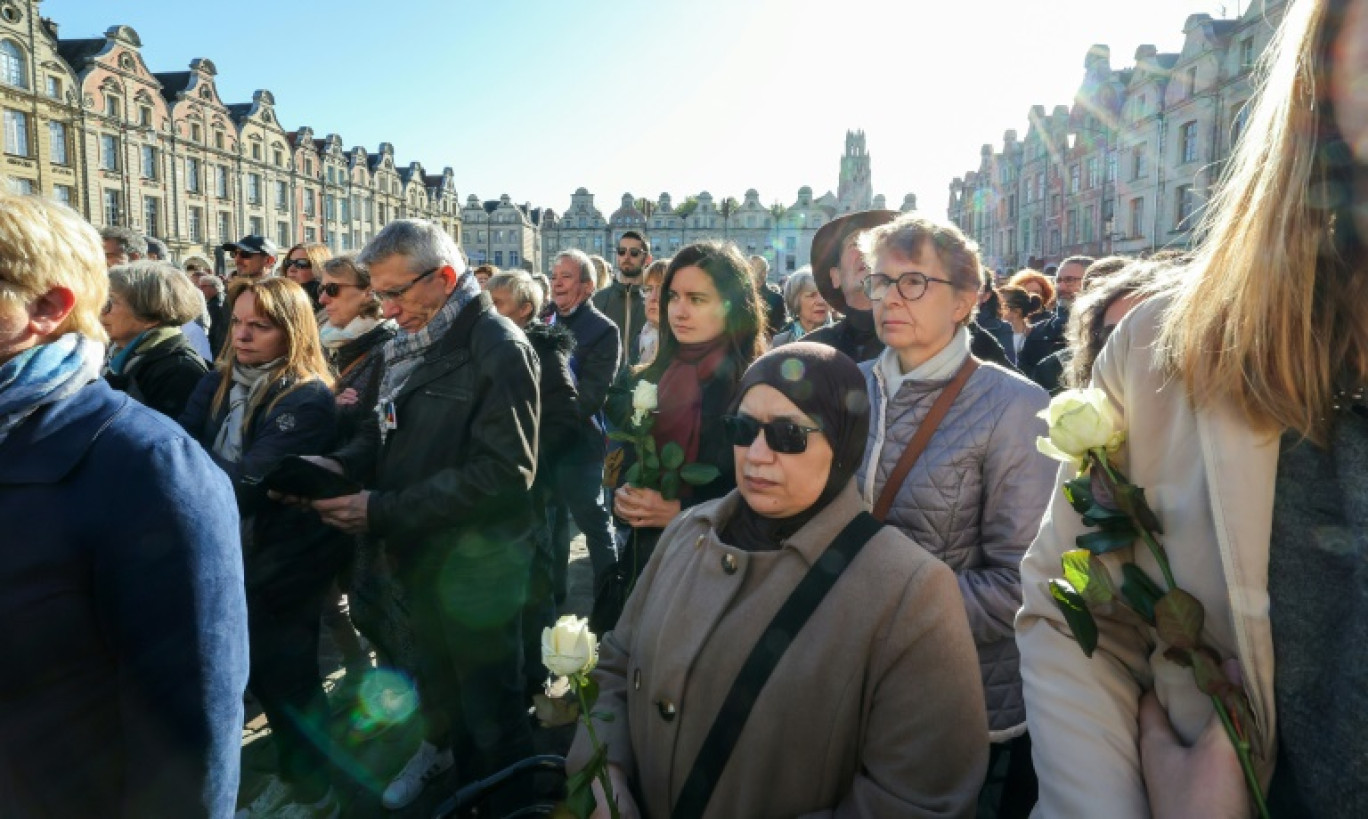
[567,482,988,818]
[1016,296,1279,818]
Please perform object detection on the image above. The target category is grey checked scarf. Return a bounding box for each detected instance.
[374,270,480,440]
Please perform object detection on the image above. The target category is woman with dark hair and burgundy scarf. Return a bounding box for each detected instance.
[609,240,766,575]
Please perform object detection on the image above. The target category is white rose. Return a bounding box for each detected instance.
[541,615,599,678]
[631,380,658,426]
[1036,387,1125,467]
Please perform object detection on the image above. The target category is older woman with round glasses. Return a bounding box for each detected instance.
[856,213,1054,815]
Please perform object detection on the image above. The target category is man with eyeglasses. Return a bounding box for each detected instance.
[221,234,279,280]
[302,219,538,814]
[1017,255,1092,390]
[591,230,651,364]
[805,211,1014,368]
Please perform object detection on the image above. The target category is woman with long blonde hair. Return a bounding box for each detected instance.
[1018,1,1368,816]
[179,276,347,818]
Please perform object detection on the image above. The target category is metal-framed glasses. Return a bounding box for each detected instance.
[722,414,823,454]
[374,266,439,302]
[861,271,955,302]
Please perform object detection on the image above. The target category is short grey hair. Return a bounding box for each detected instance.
[782,267,816,318]
[357,219,467,278]
[108,261,205,326]
[486,270,543,318]
[100,226,147,258]
[553,249,595,286]
[144,236,169,260]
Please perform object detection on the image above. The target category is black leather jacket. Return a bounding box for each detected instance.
[331,293,540,565]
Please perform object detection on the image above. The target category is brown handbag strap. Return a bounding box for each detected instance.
[872,356,980,522]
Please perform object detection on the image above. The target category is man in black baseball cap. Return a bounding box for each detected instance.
[804,210,1013,367]
[221,235,279,280]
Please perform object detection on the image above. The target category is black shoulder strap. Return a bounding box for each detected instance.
[671,511,884,819]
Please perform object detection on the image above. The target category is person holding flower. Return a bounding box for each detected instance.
[855,213,1053,816]
[1018,1,1368,816]
[609,241,766,573]
[571,342,988,818]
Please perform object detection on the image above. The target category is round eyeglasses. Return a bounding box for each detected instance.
[861,271,955,302]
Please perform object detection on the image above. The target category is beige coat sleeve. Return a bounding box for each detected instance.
[566,516,684,781]
[1014,316,1157,819]
[806,557,990,819]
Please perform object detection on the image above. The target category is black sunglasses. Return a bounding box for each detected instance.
[232,250,261,259]
[616,247,645,258]
[320,282,363,298]
[286,259,312,269]
[722,414,823,454]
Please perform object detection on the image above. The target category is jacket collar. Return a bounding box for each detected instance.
[695,481,868,567]
[395,292,492,399]
[0,380,125,484]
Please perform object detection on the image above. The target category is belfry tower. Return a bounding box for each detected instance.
[837,130,874,214]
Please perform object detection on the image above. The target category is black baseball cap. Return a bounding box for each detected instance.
[221,235,279,256]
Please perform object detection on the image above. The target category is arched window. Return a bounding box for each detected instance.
[0,40,27,89]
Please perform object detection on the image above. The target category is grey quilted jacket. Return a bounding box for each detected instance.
[857,357,1053,739]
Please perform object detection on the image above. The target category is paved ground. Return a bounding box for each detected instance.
[238,536,594,817]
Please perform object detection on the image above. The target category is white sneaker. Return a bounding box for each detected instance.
[235,775,293,818]
[381,740,453,810]
[274,789,340,819]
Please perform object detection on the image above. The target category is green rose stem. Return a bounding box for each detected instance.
[1086,449,1267,819]
[1212,692,1269,819]
[574,676,621,819]
[1089,450,1178,591]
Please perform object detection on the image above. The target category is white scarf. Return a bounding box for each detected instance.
[320,315,381,350]
[877,326,972,394]
[212,359,284,464]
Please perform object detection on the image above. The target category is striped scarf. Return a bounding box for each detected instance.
[375,270,480,436]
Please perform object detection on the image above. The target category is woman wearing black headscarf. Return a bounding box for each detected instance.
[568,343,989,819]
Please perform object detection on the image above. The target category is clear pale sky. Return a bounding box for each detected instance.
[48,0,1259,216]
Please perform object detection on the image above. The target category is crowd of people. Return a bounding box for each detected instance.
[1,0,1365,816]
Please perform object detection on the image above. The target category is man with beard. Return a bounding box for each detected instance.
[805,210,1013,368]
[592,230,650,364]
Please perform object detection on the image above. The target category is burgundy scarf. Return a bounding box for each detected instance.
[654,338,728,465]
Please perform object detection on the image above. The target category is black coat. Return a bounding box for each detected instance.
[1018,305,1069,379]
[206,293,230,359]
[556,301,622,448]
[759,283,787,339]
[804,310,1015,370]
[604,354,743,510]
[105,329,209,419]
[330,321,398,445]
[592,280,646,365]
[179,373,345,608]
[524,320,580,468]
[330,292,540,567]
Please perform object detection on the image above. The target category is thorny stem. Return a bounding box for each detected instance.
[1211,694,1270,819]
[1093,452,1179,591]
[576,678,621,819]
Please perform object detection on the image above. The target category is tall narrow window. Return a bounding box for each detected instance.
[3,109,28,156]
[103,190,122,225]
[0,40,27,89]
[49,121,68,164]
[99,134,119,169]
[186,157,201,192]
[141,145,157,179]
[144,197,161,236]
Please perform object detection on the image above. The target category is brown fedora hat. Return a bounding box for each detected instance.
[810,209,900,313]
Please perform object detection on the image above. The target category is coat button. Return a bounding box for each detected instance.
[657,699,677,721]
[722,554,738,574]
[694,534,705,549]
[633,669,641,691]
